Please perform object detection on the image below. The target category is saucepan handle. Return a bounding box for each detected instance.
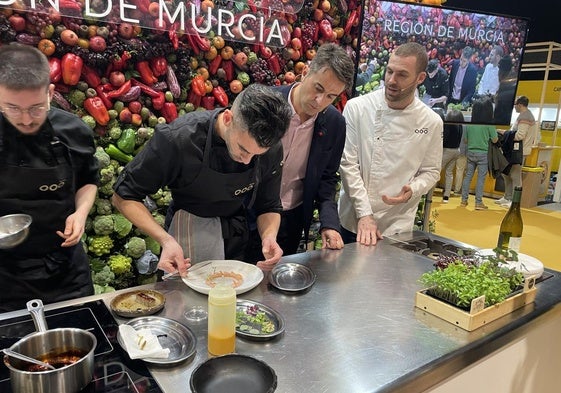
[26,299,49,332]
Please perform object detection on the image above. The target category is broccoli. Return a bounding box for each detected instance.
[144,236,161,255]
[92,264,115,286]
[156,190,172,207]
[94,147,111,169]
[125,237,147,259]
[93,283,116,295]
[95,198,113,216]
[246,51,258,65]
[152,212,166,227]
[111,269,137,290]
[69,89,86,107]
[108,126,122,141]
[99,179,116,196]
[81,115,97,130]
[108,253,133,275]
[237,71,251,86]
[93,215,114,235]
[99,166,116,184]
[88,235,114,256]
[112,213,133,238]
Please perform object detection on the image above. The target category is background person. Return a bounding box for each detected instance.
[477,45,504,97]
[496,95,541,207]
[493,56,516,125]
[421,59,449,109]
[112,84,291,275]
[246,43,355,260]
[0,44,99,312]
[448,46,478,108]
[460,97,498,210]
[338,42,443,245]
[441,109,464,203]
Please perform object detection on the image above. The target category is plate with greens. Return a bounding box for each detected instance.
[235,300,285,341]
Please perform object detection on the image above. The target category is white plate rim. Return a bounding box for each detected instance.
[181,260,264,295]
[477,249,544,277]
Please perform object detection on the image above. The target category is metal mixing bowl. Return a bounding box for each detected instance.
[0,214,32,249]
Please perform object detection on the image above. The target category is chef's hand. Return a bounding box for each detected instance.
[321,228,344,250]
[356,215,383,246]
[157,236,191,276]
[382,185,412,205]
[56,212,86,247]
[256,236,282,271]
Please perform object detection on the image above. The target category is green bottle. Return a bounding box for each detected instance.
[497,187,523,252]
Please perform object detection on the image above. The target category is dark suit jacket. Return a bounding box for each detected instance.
[275,84,346,241]
[448,60,478,105]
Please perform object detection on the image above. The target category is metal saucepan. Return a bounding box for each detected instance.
[2,299,97,393]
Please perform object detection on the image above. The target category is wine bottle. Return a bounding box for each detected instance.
[497,186,523,252]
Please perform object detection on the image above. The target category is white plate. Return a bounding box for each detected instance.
[478,249,544,278]
[182,260,264,295]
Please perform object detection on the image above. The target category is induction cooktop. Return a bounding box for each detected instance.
[0,300,163,393]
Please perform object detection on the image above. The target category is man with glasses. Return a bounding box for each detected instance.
[112,84,291,276]
[0,44,99,312]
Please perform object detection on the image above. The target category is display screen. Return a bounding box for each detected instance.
[354,0,530,126]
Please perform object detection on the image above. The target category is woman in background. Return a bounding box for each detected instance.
[460,98,498,210]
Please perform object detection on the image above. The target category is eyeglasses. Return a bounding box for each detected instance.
[0,103,49,119]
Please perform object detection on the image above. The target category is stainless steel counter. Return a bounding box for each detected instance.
[3,235,561,393]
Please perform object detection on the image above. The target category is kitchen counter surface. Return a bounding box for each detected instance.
[2,233,561,393]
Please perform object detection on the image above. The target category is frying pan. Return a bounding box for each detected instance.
[190,353,277,393]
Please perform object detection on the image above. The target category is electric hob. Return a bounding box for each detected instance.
[0,300,164,393]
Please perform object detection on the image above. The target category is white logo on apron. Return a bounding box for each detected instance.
[39,180,65,192]
[234,182,255,196]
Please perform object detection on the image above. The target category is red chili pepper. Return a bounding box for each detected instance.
[212,86,229,107]
[61,53,83,86]
[84,97,110,126]
[136,61,158,85]
[161,102,178,123]
[186,28,211,52]
[150,57,168,78]
[345,9,359,35]
[130,78,161,98]
[81,64,101,88]
[221,60,234,82]
[95,85,112,109]
[191,75,206,97]
[137,0,150,13]
[152,92,166,111]
[106,79,132,99]
[319,19,333,40]
[168,24,179,50]
[267,54,281,75]
[201,96,216,110]
[209,55,223,76]
[48,58,61,83]
[111,51,132,73]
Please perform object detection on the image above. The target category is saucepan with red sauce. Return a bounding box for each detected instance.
[2,299,97,393]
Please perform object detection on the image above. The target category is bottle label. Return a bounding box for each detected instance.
[508,237,522,253]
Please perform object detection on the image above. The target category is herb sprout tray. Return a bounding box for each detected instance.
[415,281,537,331]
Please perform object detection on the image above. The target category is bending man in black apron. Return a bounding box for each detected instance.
[0,45,99,312]
[112,84,291,276]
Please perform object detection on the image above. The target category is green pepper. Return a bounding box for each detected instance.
[105,144,133,163]
[117,128,136,154]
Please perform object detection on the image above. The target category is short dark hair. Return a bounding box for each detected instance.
[445,109,465,123]
[515,96,529,107]
[308,43,355,91]
[0,44,50,90]
[461,46,474,60]
[231,84,291,148]
[393,42,428,74]
[471,97,494,123]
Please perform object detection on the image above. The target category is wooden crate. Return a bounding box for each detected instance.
[415,281,537,331]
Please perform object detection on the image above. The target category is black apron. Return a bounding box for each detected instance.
[0,117,93,312]
[167,115,259,260]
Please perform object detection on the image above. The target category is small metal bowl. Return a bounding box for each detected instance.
[268,263,316,293]
[0,214,32,249]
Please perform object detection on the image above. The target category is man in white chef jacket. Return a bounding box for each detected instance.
[338,42,443,245]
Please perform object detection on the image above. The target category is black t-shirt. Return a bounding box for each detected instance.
[443,124,463,149]
[424,67,450,100]
[114,109,283,217]
[1,108,99,189]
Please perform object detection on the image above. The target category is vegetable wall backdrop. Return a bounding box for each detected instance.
[0,0,444,292]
